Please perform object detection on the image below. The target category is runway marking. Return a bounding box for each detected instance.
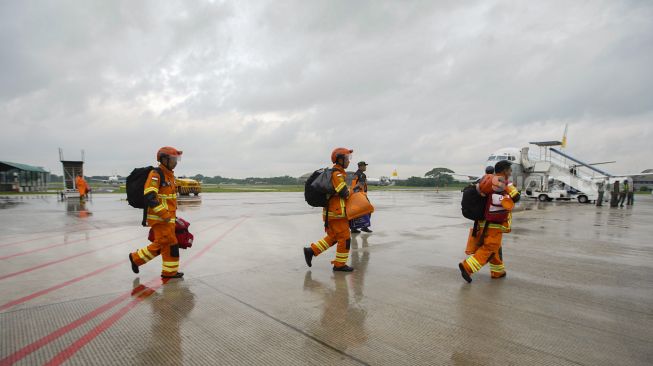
[0,225,91,248]
[0,217,248,366]
[0,228,130,260]
[0,262,123,311]
[0,236,141,281]
[0,218,236,305]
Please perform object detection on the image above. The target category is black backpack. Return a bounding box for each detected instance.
[304,168,335,208]
[126,167,166,208]
[461,184,486,221]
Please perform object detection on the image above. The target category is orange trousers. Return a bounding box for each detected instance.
[310,219,351,268]
[461,227,505,278]
[130,223,180,276]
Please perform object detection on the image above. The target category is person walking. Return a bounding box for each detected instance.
[304,148,356,272]
[129,146,184,279]
[458,160,517,283]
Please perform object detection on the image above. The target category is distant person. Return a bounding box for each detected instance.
[627,178,635,206]
[75,174,88,200]
[610,181,619,207]
[459,160,519,283]
[473,166,495,185]
[129,146,184,279]
[304,148,355,272]
[596,180,606,206]
[619,180,628,207]
[350,161,372,234]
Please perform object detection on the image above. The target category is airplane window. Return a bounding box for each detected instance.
[488,156,496,161]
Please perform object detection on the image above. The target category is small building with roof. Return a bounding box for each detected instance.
[0,161,50,192]
[634,169,653,191]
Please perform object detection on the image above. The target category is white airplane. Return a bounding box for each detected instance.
[93,175,126,185]
[476,125,647,202]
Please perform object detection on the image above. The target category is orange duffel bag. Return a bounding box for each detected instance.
[346,192,374,220]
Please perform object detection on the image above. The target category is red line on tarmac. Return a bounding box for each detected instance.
[0,223,104,248]
[0,217,247,366]
[43,217,248,365]
[0,218,233,281]
[0,236,141,282]
[0,262,123,312]
[0,228,129,261]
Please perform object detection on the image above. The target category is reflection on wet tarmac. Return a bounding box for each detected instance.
[133,278,196,366]
[0,192,651,365]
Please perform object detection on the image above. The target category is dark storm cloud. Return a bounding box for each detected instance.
[1,0,651,178]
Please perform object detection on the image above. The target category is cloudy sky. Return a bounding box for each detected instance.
[1,0,652,178]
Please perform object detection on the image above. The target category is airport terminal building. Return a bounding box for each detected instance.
[634,169,653,191]
[0,161,49,192]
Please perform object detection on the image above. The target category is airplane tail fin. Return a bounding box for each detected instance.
[561,123,568,148]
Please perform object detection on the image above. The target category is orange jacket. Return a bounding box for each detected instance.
[323,164,349,220]
[75,176,88,195]
[143,164,177,226]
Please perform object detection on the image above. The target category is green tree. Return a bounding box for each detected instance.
[424,167,454,178]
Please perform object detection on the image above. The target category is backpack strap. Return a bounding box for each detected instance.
[477,222,490,246]
[142,167,167,227]
[324,194,330,229]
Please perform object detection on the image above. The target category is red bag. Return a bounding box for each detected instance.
[147,217,194,249]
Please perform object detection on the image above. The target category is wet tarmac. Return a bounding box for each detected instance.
[0,191,651,365]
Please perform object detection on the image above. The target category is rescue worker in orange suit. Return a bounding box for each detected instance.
[129,146,184,279]
[75,174,88,200]
[304,148,355,272]
[350,161,372,234]
[459,160,519,283]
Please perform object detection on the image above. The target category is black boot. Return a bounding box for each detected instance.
[351,228,361,234]
[333,265,354,272]
[129,254,139,274]
[303,247,314,267]
[361,227,373,233]
[458,263,472,283]
[162,272,184,279]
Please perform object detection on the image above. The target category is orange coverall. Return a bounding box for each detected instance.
[130,164,180,276]
[310,164,352,268]
[462,192,514,278]
[75,176,88,197]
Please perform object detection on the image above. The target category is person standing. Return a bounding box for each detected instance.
[610,181,620,208]
[596,180,605,206]
[129,146,184,279]
[350,161,372,234]
[627,178,635,206]
[304,148,355,272]
[619,180,628,207]
[75,174,88,200]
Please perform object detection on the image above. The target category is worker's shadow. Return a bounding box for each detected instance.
[132,278,196,366]
[302,235,370,351]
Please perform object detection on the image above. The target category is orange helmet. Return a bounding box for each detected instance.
[331,147,353,163]
[157,146,183,162]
